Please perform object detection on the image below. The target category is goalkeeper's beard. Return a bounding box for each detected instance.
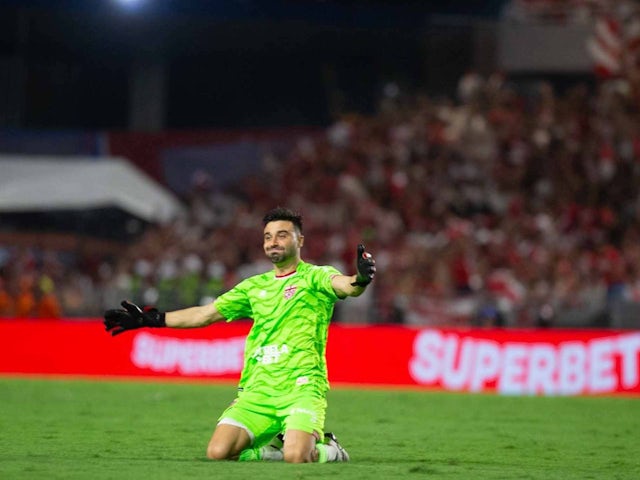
[267,247,293,265]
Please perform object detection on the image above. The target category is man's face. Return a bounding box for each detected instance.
[263,220,303,265]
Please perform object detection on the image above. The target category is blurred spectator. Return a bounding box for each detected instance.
[36,275,62,318]
[0,278,15,317]
[15,275,36,318]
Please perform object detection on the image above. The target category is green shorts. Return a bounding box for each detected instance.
[218,387,327,447]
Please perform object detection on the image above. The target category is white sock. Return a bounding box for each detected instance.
[322,443,339,462]
[259,445,284,461]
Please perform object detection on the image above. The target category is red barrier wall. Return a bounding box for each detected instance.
[1,319,639,396]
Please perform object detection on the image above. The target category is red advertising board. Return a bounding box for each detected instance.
[1,319,639,396]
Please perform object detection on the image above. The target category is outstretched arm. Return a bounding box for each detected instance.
[165,302,225,328]
[332,275,368,298]
[104,300,225,336]
[332,244,376,298]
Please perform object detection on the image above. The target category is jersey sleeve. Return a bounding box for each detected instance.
[213,280,252,321]
[309,264,342,301]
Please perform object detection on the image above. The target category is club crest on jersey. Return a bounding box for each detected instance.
[283,284,297,300]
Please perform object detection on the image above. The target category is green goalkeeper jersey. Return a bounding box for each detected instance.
[214,261,342,396]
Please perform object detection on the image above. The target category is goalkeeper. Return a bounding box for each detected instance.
[104,207,376,463]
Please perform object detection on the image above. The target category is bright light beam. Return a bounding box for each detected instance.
[112,0,146,9]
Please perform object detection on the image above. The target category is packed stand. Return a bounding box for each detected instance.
[2,67,640,328]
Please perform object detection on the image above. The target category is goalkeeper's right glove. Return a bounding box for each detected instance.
[103,300,166,336]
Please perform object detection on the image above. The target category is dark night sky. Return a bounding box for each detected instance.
[0,0,506,129]
[0,1,505,20]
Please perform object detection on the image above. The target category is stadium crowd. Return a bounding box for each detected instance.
[1,66,640,328]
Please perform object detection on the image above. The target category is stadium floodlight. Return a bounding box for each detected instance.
[112,0,146,8]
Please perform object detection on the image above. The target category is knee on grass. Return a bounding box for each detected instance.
[206,443,235,461]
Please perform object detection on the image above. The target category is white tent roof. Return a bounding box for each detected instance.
[0,155,184,223]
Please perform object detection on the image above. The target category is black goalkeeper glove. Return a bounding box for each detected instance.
[103,300,166,336]
[351,243,376,287]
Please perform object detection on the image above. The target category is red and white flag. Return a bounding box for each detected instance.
[587,15,623,78]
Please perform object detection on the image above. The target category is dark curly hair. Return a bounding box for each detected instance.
[262,207,303,233]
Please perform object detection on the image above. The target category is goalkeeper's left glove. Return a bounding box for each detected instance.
[351,243,376,287]
[103,300,166,336]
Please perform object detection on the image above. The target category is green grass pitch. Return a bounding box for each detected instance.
[1,377,639,479]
